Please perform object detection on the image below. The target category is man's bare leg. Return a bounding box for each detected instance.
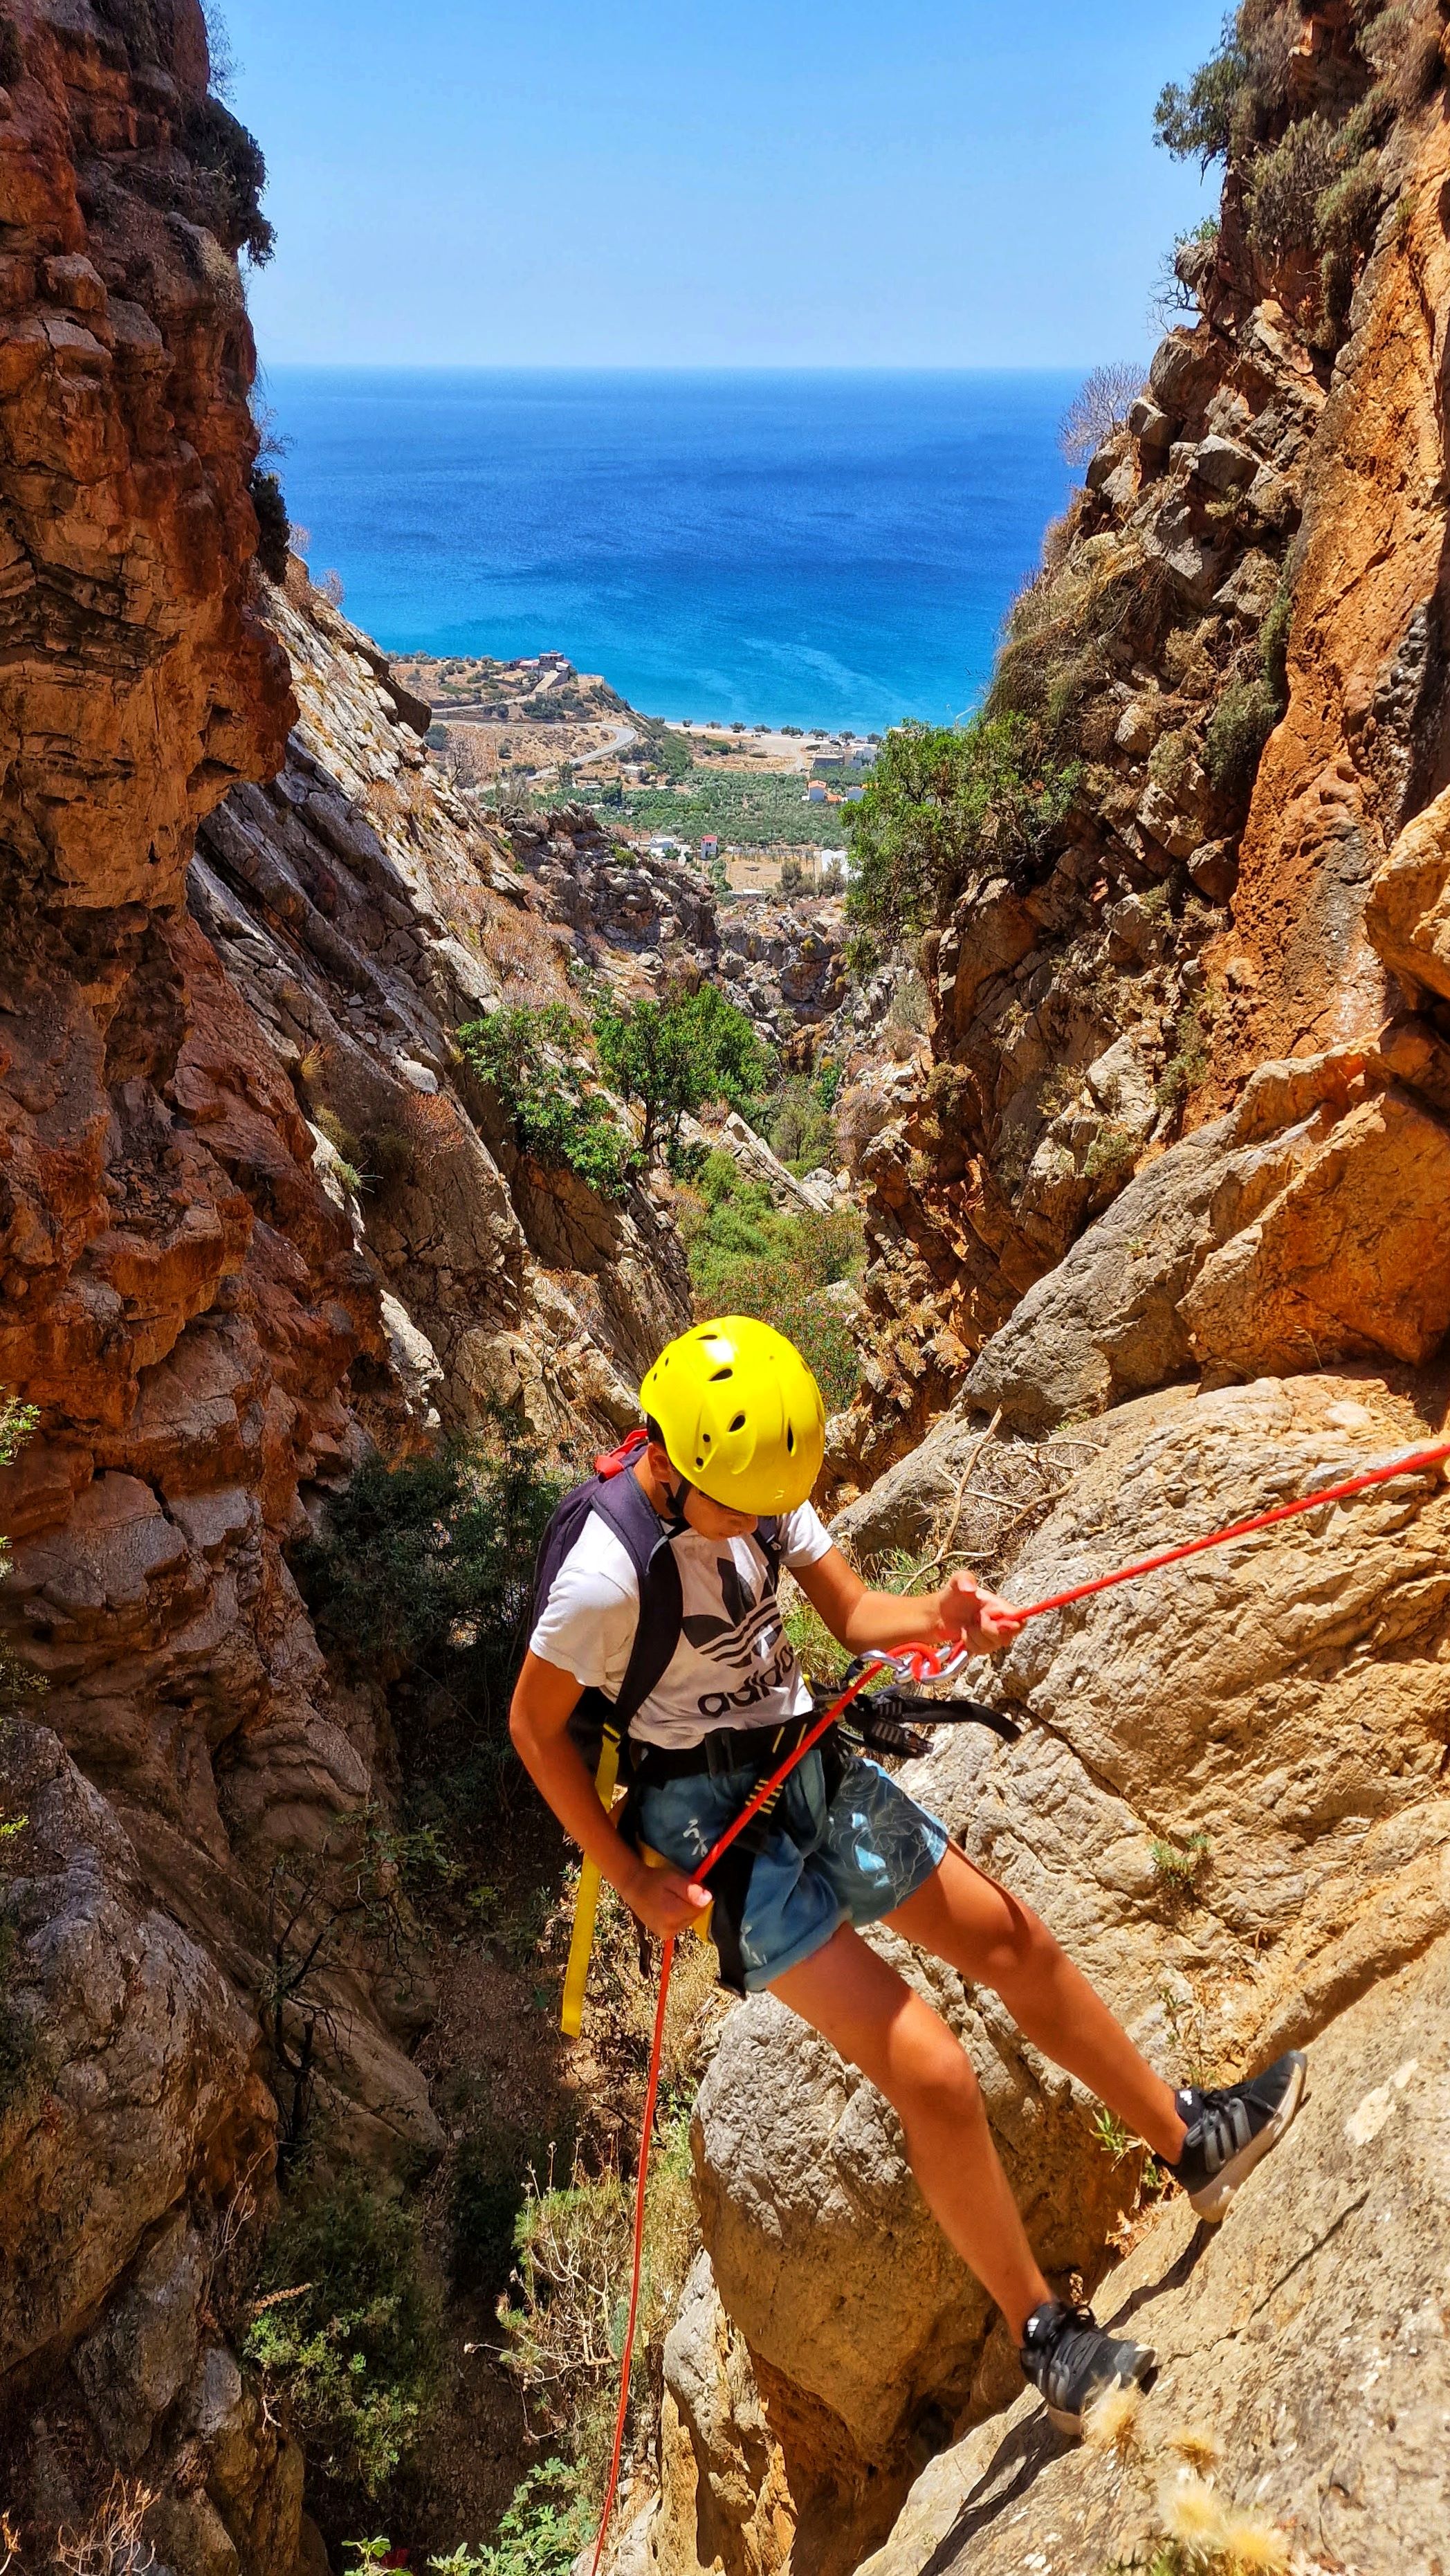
[887,1847,1187,2164]
[769,1920,1053,2339]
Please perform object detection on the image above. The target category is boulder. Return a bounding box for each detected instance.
[1138,501,1225,607]
[680,1110,823,1214]
[965,1041,1450,1434]
[650,2253,794,2576]
[939,884,1038,1036]
[829,1404,999,1562]
[1112,696,1166,756]
[72,2214,208,2465]
[1365,776,1450,1003]
[0,1719,268,2382]
[856,1931,1450,2576]
[1126,397,1173,453]
[1192,433,1256,492]
[1138,758,1209,861]
[1186,837,1238,903]
[1181,1086,1450,1380]
[962,1117,1230,1433]
[693,1941,1137,2476]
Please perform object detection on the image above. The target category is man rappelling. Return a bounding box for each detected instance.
[510,1315,1307,2440]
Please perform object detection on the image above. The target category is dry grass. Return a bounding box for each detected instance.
[482,905,573,1007]
[55,2478,157,2576]
[912,1421,1110,1591]
[1092,2393,1294,2576]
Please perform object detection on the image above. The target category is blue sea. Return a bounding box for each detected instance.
[264,367,1080,736]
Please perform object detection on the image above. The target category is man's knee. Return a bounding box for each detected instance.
[892,2022,980,2130]
[981,1897,1061,1999]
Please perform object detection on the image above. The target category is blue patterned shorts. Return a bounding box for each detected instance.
[633,1746,950,1991]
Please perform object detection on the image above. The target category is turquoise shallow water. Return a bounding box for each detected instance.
[264,366,1079,735]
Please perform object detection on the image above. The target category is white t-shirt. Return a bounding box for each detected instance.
[529,1495,835,1748]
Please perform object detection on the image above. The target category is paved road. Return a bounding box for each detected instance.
[435,706,639,771]
[573,724,638,767]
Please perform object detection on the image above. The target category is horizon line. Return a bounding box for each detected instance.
[258,357,1122,376]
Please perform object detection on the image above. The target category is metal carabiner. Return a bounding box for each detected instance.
[883,1639,975,1689]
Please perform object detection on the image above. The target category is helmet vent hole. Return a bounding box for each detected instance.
[729,1413,746,1432]
[786,1427,796,1452]
[710,1366,733,1381]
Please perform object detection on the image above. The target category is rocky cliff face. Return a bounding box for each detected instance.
[839,0,1450,1487]
[0,6,691,2559]
[636,12,1450,2576]
[510,810,856,1050]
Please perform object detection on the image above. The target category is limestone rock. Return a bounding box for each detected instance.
[1365,776,1450,1003]
[829,1402,994,1562]
[72,2215,209,2465]
[650,2254,795,2576]
[1192,432,1256,492]
[0,1719,267,2383]
[690,1371,1450,2566]
[858,1933,1450,2576]
[0,6,292,915]
[1181,1086,1450,1380]
[965,1039,1450,1434]
[1126,397,1173,453]
[679,1111,822,1216]
[693,1937,1137,2482]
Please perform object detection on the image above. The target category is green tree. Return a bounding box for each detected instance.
[594,983,772,1166]
[459,1004,628,1198]
[1153,15,1249,169]
[244,2169,440,2504]
[846,715,1079,932]
[677,1157,864,1412]
[292,1429,563,1728]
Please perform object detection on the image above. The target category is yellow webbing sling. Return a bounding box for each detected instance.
[560,1724,712,2038]
[560,1725,621,2038]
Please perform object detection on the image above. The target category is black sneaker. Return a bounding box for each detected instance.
[1166,2049,1307,2222]
[1018,2299,1155,2436]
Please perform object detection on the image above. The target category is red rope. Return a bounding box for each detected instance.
[587,1654,892,2576]
[586,1432,1450,2568]
[1013,1438,1450,1620]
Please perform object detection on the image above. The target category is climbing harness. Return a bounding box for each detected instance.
[584,1432,1450,2575]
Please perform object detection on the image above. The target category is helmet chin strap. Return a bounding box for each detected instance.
[640,1438,692,1527]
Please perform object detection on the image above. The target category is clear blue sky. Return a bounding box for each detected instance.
[223,0,1225,370]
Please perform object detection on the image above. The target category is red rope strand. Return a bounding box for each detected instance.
[1013,1438,1450,1621]
[585,1432,1450,2568]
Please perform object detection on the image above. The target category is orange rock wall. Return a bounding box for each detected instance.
[1215,104,1450,1079]
[0,0,293,903]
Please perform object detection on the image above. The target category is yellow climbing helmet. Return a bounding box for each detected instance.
[640,1316,827,1516]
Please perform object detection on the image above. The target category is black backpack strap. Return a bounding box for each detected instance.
[530,1465,682,1769]
[586,1469,684,1728]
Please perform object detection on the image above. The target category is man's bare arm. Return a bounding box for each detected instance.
[796,1546,1025,1656]
[508,1651,711,1938]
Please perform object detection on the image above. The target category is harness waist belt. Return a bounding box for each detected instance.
[631,1712,827,1784]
